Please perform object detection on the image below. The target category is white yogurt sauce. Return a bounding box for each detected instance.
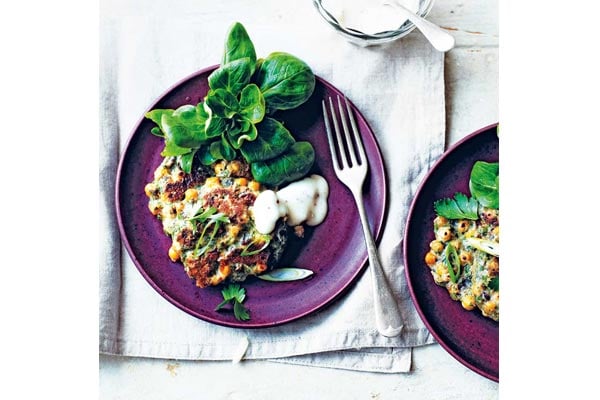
[252,175,329,234]
[321,0,420,35]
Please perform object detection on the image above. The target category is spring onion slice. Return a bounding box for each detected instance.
[257,268,314,282]
[464,238,499,257]
[444,245,461,284]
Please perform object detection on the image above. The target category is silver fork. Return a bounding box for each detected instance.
[322,96,403,338]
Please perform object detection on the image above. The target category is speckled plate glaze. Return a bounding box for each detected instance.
[403,124,499,382]
[116,66,387,328]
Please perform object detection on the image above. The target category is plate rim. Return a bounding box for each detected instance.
[402,122,499,382]
[115,65,388,328]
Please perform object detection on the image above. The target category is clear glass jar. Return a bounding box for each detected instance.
[313,0,436,47]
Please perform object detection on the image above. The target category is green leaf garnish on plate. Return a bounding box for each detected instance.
[469,161,499,209]
[434,192,479,220]
[215,284,250,321]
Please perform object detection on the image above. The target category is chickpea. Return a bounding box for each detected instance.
[487,258,499,275]
[248,181,261,191]
[456,219,470,233]
[430,240,444,253]
[148,203,162,216]
[433,262,450,284]
[228,225,241,238]
[214,160,227,175]
[184,188,198,202]
[424,251,437,266]
[227,160,242,174]
[461,294,476,310]
[235,177,248,187]
[447,283,459,296]
[459,250,472,265]
[472,283,483,297]
[434,216,449,229]
[481,207,498,223]
[218,263,231,278]
[168,246,181,262]
[173,170,185,182]
[256,263,268,273]
[205,177,221,187]
[154,167,169,180]
[436,226,453,242]
[482,301,497,315]
[144,183,158,198]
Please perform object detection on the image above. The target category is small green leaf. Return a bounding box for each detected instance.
[250,141,315,186]
[233,301,250,321]
[208,57,254,95]
[221,284,244,302]
[160,140,192,157]
[161,105,209,147]
[216,284,250,321]
[214,298,231,311]
[228,123,258,149]
[488,277,499,291]
[222,22,257,68]
[469,161,499,209]
[240,117,295,162]
[145,109,172,126]
[179,148,197,174]
[205,89,239,119]
[150,127,164,137]
[238,84,265,124]
[198,145,219,166]
[434,193,479,220]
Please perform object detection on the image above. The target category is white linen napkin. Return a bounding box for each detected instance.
[100,0,444,373]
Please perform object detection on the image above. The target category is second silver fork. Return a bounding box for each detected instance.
[322,96,403,338]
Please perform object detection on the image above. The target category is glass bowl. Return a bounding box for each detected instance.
[313,0,436,47]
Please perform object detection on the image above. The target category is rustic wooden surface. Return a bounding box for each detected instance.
[100,1,499,398]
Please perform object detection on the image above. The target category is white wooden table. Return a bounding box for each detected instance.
[100,1,499,398]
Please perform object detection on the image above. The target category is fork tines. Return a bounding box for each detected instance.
[322,96,367,172]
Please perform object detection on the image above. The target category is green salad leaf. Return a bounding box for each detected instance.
[145,22,316,183]
[208,57,254,95]
[238,84,265,123]
[222,22,257,68]
[469,161,499,209]
[250,141,315,186]
[160,139,192,157]
[434,193,479,220]
[240,117,295,162]
[254,52,316,113]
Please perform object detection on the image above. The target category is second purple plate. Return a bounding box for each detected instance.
[116,67,387,328]
[403,124,499,381]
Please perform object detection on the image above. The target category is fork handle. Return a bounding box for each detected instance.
[353,190,404,338]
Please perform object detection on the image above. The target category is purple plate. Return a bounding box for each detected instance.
[116,66,387,328]
[403,124,499,382]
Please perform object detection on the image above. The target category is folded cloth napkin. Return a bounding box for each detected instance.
[100,1,444,373]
